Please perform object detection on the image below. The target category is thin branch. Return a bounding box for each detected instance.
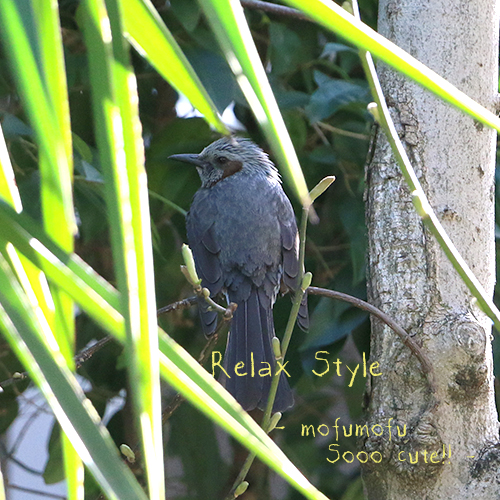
[148,190,187,216]
[156,296,197,316]
[74,336,113,368]
[307,286,435,387]
[9,405,42,453]
[0,337,114,390]
[311,122,330,146]
[0,296,200,390]
[0,370,29,389]
[316,121,370,140]
[201,290,229,314]
[161,304,236,424]
[0,440,44,476]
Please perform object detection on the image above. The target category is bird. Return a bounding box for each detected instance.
[170,137,308,412]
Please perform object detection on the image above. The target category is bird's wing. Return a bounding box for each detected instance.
[186,192,225,336]
[186,193,223,294]
[276,192,300,292]
[276,189,309,331]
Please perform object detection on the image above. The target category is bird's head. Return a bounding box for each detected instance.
[169,137,279,188]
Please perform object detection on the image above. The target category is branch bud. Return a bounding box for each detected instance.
[301,272,313,290]
[342,1,354,15]
[181,244,201,288]
[120,444,136,463]
[367,102,380,122]
[268,412,282,432]
[234,481,249,498]
[308,176,336,203]
[272,336,282,359]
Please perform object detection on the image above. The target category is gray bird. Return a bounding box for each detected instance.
[170,137,308,412]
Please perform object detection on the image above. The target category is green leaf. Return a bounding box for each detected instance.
[43,423,65,485]
[121,0,227,133]
[340,196,367,285]
[72,133,93,163]
[283,109,308,150]
[269,22,307,75]
[302,272,368,351]
[170,405,229,499]
[184,47,242,112]
[320,42,357,58]
[306,76,369,123]
[283,0,500,133]
[79,0,165,496]
[0,253,148,500]
[1,113,33,138]
[0,394,18,434]
[339,476,365,500]
[271,83,310,110]
[170,0,202,32]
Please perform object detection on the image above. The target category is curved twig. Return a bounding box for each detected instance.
[156,295,197,316]
[307,286,435,391]
[74,336,113,367]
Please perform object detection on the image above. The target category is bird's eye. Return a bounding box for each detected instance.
[216,156,228,165]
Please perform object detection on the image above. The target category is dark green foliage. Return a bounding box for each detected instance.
[169,404,230,499]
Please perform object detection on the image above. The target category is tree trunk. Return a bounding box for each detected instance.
[363,0,500,498]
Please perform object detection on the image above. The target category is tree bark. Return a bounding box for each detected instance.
[363,0,500,498]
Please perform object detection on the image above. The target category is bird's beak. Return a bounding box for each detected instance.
[168,153,205,168]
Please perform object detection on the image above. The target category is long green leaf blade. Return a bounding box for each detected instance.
[0,252,149,500]
[32,0,73,162]
[105,0,165,496]
[34,4,75,253]
[79,0,165,495]
[282,0,500,133]
[0,0,77,242]
[0,81,82,497]
[122,0,228,134]
[198,0,312,207]
[28,2,81,494]
[0,202,123,334]
[0,122,57,348]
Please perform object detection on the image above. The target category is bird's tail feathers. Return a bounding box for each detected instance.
[220,287,294,412]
